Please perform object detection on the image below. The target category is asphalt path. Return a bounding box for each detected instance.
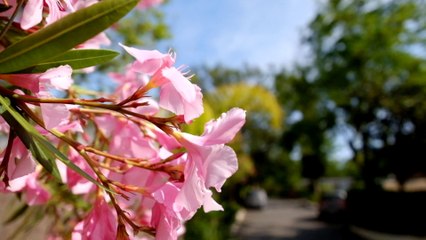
[234,198,363,240]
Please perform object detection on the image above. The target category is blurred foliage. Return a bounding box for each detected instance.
[276,0,426,191]
[70,0,426,237]
[115,9,171,46]
[183,67,288,239]
[178,0,426,237]
[89,2,172,74]
[184,201,240,240]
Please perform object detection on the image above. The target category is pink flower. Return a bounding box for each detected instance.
[0,0,17,19]
[173,108,246,213]
[199,145,239,193]
[2,171,51,206]
[137,0,163,10]
[77,33,111,51]
[0,116,9,133]
[158,67,203,122]
[122,167,170,194]
[20,0,43,30]
[0,73,40,93]
[23,171,51,205]
[39,102,71,130]
[181,108,247,146]
[192,110,246,190]
[0,138,36,182]
[38,65,74,129]
[21,0,73,30]
[120,44,175,76]
[72,197,117,240]
[94,115,159,159]
[44,0,74,26]
[121,44,204,122]
[0,65,73,129]
[39,65,74,91]
[174,147,230,215]
[151,203,182,240]
[58,149,96,195]
[142,108,245,218]
[0,65,73,93]
[110,66,159,115]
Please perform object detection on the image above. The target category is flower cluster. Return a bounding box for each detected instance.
[0,0,245,239]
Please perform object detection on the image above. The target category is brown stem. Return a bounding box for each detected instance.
[0,0,23,42]
[0,132,15,187]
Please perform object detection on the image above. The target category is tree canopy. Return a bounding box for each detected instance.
[276,0,426,190]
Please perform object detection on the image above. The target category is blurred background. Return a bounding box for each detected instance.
[148,0,426,239]
[3,0,426,239]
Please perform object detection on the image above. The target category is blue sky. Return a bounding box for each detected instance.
[158,0,318,70]
[156,1,352,161]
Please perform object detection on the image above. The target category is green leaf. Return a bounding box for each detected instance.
[26,49,120,73]
[0,96,61,179]
[0,0,138,73]
[3,27,28,46]
[30,137,61,178]
[0,96,109,192]
[0,96,10,114]
[33,135,109,193]
[0,113,60,179]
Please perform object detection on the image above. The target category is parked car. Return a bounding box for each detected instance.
[318,190,347,222]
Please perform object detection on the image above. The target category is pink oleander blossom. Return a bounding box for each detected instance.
[151,202,182,240]
[137,0,163,10]
[122,167,170,194]
[0,65,73,93]
[109,66,159,115]
[77,33,111,51]
[23,171,51,205]
[1,170,51,206]
[173,108,246,214]
[121,44,204,122]
[0,138,36,181]
[21,0,73,30]
[38,65,74,129]
[158,67,203,122]
[0,116,9,133]
[94,115,159,159]
[0,65,73,129]
[72,197,117,240]
[0,0,16,18]
[120,44,175,76]
[174,147,227,216]
[57,149,96,195]
[181,107,247,146]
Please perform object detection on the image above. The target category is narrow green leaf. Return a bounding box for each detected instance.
[0,96,10,114]
[0,96,108,192]
[29,137,61,179]
[0,96,61,179]
[26,49,120,73]
[0,0,138,73]
[3,27,28,46]
[0,96,40,138]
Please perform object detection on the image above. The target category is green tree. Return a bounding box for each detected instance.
[184,67,290,240]
[276,69,334,195]
[277,0,426,190]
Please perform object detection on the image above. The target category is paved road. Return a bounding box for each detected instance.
[0,194,50,240]
[234,198,363,240]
